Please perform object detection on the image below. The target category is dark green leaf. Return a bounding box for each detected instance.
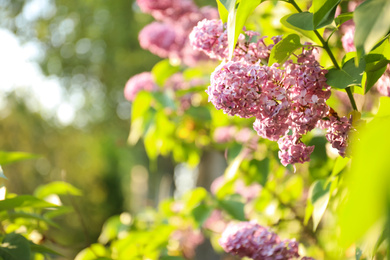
[326,57,365,89]
[286,12,314,31]
[218,195,246,221]
[0,233,30,260]
[280,14,320,44]
[354,0,390,54]
[312,0,341,29]
[268,34,302,65]
[191,203,212,227]
[0,151,38,166]
[0,195,58,211]
[29,242,62,256]
[186,106,211,122]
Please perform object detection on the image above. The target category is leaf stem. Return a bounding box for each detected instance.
[287,0,358,111]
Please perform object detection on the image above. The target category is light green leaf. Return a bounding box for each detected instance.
[0,151,38,166]
[309,180,330,231]
[337,97,390,248]
[331,156,350,177]
[312,0,340,29]
[335,12,353,27]
[216,0,232,23]
[151,59,179,87]
[354,0,390,54]
[34,181,82,199]
[98,215,122,244]
[218,194,246,221]
[0,233,30,260]
[0,195,59,211]
[6,212,60,228]
[268,34,302,65]
[227,0,264,59]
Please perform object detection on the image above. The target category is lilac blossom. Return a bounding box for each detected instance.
[219,221,300,260]
[341,25,356,53]
[278,135,315,167]
[124,72,157,101]
[189,19,278,63]
[325,116,352,157]
[138,22,178,58]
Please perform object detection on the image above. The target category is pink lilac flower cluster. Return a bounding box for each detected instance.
[205,45,331,165]
[219,221,302,260]
[190,19,354,165]
[124,72,158,101]
[189,19,280,63]
[137,0,218,66]
[317,109,352,157]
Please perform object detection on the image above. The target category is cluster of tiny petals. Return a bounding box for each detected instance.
[206,44,332,165]
[189,19,278,63]
[219,221,300,260]
[137,1,218,66]
[138,22,178,58]
[207,61,265,118]
[124,72,158,101]
[278,135,315,166]
[325,116,352,157]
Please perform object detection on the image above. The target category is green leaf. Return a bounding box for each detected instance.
[326,57,365,89]
[98,215,122,244]
[131,91,153,121]
[337,97,390,248]
[218,195,246,221]
[227,0,264,59]
[216,0,232,23]
[362,56,389,93]
[310,180,330,231]
[268,34,302,65]
[0,233,30,260]
[34,181,82,199]
[0,151,38,166]
[6,212,60,228]
[151,92,176,110]
[0,195,58,211]
[331,156,350,177]
[354,0,390,54]
[356,247,362,260]
[335,12,353,27]
[151,59,179,87]
[280,14,320,44]
[186,106,212,122]
[191,203,212,227]
[29,242,63,256]
[286,12,314,31]
[312,0,341,29]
